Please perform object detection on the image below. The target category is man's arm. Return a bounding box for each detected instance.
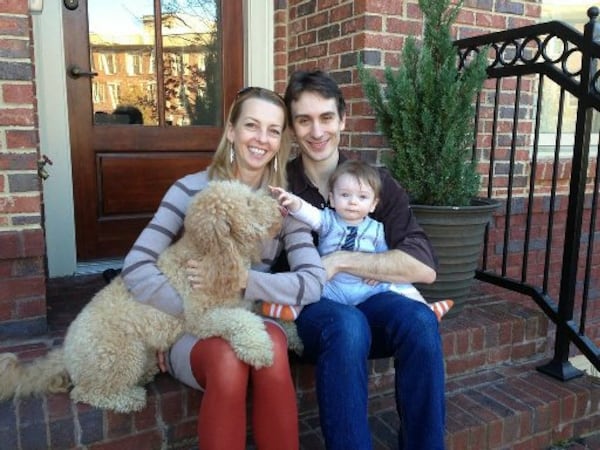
[323,167,438,284]
[321,248,436,284]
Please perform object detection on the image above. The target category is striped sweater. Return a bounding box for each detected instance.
[121,170,326,316]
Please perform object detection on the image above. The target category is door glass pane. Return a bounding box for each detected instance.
[161,0,222,126]
[89,0,156,125]
[88,0,222,127]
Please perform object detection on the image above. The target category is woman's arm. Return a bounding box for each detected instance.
[121,171,208,316]
[244,215,326,306]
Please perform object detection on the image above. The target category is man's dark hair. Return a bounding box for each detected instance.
[284,70,346,124]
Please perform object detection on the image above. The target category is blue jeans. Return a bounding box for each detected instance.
[295,292,446,450]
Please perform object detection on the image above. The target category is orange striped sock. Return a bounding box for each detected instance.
[261,301,303,321]
[430,299,454,321]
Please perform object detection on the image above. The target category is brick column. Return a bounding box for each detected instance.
[0,0,46,338]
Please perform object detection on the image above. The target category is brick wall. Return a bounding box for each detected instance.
[0,0,45,338]
[276,1,600,344]
[281,0,541,163]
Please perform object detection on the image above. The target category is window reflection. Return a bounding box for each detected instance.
[538,1,600,155]
[88,0,222,127]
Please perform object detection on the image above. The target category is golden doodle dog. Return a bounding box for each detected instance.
[0,180,283,413]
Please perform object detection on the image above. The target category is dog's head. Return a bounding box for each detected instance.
[184,180,282,260]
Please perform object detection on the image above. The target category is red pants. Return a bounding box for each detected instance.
[189,322,299,450]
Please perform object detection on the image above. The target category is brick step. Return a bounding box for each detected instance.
[0,275,577,449]
[298,359,600,450]
[2,357,598,450]
[444,361,600,450]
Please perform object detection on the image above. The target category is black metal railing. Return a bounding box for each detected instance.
[455,7,600,381]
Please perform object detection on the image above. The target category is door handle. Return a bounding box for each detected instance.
[68,64,98,79]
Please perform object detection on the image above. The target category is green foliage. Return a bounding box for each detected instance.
[358,0,488,206]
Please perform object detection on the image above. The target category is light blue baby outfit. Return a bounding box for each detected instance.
[308,208,426,306]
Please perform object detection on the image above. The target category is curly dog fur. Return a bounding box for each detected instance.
[0,180,283,413]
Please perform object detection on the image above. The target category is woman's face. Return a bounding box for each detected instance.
[227,97,285,174]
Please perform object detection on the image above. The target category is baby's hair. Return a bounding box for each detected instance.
[328,160,382,198]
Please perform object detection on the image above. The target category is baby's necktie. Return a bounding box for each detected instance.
[341,226,358,251]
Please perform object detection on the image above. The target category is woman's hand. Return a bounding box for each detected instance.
[157,351,167,372]
[187,259,205,290]
[187,258,248,292]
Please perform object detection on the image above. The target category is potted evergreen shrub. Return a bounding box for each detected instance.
[359,0,499,307]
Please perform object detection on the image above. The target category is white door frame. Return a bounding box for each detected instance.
[34,0,274,277]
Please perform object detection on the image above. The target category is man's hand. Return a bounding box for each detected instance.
[320,251,347,280]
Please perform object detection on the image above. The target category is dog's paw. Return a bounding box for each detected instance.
[188,307,275,369]
[229,330,274,369]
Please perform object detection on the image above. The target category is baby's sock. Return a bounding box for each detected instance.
[261,302,303,321]
[430,299,454,321]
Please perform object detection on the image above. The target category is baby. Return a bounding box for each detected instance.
[264,159,453,321]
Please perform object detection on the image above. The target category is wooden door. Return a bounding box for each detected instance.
[62,0,243,260]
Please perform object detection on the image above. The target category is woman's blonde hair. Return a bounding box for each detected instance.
[208,87,290,188]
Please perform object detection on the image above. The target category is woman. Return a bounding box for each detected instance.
[121,87,326,450]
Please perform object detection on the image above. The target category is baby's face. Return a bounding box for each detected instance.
[329,173,378,225]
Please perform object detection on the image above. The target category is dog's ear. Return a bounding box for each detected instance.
[184,184,234,251]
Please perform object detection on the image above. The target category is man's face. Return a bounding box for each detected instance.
[289,91,346,164]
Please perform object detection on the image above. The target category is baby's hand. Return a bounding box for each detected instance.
[269,186,301,212]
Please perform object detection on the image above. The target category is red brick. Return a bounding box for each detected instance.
[0,108,35,126]
[185,389,201,415]
[0,15,29,35]
[89,430,163,450]
[0,260,12,277]
[160,391,184,423]
[6,129,38,149]
[470,327,485,351]
[0,231,20,259]
[0,194,40,213]
[0,151,37,170]
[169,417,197,441]
[0,0,28,14]
[16,297,46,317]
[3,83,34,104]
[22,228,45,257]
[106,410,133,439]
[47,393,74,420]
[0,276,44,302]
[511,341,537,360]
[133,400,158,431]
[0,300,13,320]
[455,329,470,354]
[0,38,29,58]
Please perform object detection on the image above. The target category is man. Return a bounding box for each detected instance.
[283,69,446,450]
